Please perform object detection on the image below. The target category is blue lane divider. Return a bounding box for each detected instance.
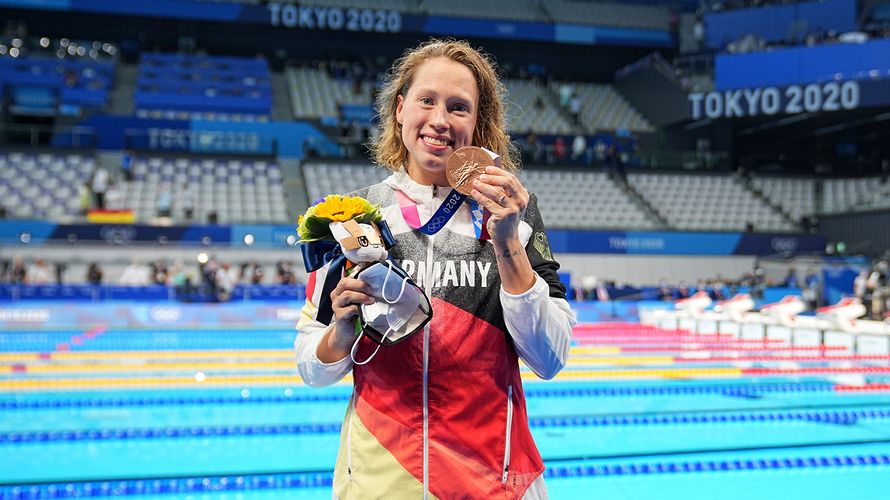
[0,423,342,444]
[2,454,890,498]
[4,408,889,445]
[0,472,333,498]
[544,454,890,479]
[529,408,890,428]
[0,382,837,410]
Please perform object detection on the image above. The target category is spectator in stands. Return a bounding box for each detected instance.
[54,262,66,285]
[294,39,574,499]
[25,259,53,284]
[168,260,195,301]
[249,261,264,285]
[6,257,26,284]
[214,262,236,302]
[150,260,168,285]
[87,262,103,284]
[200,256,220,299]
[568,94,581,125]
[91,166,110,209]
[524,133,543,165]
[238,262,251,284]
[552,136,567,164]
[571,133,588,166]
[119,259,151,286]
[120,150,133,182]
[156,183,173,218]
[177,183,196,221]
[594,139,607,168]
[558,81,574,108]
[783,267,799,288]
[276,261,295,285]
[78,182,92,216]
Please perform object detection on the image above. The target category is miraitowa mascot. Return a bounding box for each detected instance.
[298,195,431,364]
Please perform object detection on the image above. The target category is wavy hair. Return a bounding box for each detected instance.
[371,38,518,172]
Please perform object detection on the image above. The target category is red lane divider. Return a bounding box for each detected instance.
[619,345,847,353]
[744,367,890,375]
[53,325,107,353]
[572,336,786,345]
[835,384,890,393]
[672,354,890,362]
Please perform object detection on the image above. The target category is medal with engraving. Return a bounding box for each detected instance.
[446,146,496,196]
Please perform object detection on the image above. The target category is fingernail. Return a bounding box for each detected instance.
[479,174,487,181]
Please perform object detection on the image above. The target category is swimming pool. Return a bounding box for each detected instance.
[2,304,890,499]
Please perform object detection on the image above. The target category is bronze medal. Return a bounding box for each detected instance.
[445,146,495,195]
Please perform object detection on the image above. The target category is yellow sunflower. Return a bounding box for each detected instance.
[296,195,382,242]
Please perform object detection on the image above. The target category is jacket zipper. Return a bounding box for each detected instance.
[422,185,436,499]
[501,384,514,484]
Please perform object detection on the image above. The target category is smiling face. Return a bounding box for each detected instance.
[396,57,479,186]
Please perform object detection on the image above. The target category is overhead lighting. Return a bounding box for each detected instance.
[197,252,209,264]
[243,234,255,246]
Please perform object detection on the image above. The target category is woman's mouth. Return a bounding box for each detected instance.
[422,135,452,147]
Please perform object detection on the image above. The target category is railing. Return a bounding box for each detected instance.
[0,122,96,149]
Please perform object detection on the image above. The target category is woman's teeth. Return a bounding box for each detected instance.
[423,136,448,146]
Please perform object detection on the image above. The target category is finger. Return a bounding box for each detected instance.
[471,189,513,216]
[471,178,510,204]
[332,290,376,309]
[477,174,521,199]
[335,276,372,295]
[481,168,528,200]
[335,304,360,322]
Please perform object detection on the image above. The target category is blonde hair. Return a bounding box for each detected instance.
[371,38,518,172]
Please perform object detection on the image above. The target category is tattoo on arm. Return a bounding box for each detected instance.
[501,248,522,258]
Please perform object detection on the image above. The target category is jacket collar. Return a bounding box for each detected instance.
[383,169,451,204]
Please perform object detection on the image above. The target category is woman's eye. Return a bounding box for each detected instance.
[451,104,469,113]
[420,97,433,105]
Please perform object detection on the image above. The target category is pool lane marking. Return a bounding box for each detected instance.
[3,452,889,494]
[0,381,841,409]
[5,407,890,444]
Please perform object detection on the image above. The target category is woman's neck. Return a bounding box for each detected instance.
[406,164,448,187]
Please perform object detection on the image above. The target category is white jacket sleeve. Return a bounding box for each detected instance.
[501,274,576,380]
[294,278,353,387]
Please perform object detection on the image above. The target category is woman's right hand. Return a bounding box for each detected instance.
[318,273,376,361]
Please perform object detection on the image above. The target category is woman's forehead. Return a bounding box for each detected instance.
[409,57,478,97]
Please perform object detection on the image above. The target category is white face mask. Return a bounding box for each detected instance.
[350,261,431,365]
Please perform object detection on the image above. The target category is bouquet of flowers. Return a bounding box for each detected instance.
[298,195,389,271]
[296,194,430,355]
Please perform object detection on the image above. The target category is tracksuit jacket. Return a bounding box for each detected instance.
[295,170,576,499]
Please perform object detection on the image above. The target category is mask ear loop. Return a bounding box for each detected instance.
[380,260,408,304]
[350,326,392,365]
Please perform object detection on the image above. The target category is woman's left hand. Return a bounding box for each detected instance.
[470,165,529,246]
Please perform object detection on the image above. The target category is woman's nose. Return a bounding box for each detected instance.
[429,105,448,129]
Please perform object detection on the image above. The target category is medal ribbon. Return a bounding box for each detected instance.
[396,189,489,239]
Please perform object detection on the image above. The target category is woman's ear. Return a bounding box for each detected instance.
[396,94,404,125]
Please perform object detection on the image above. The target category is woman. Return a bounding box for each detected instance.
[295,39,575,499]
